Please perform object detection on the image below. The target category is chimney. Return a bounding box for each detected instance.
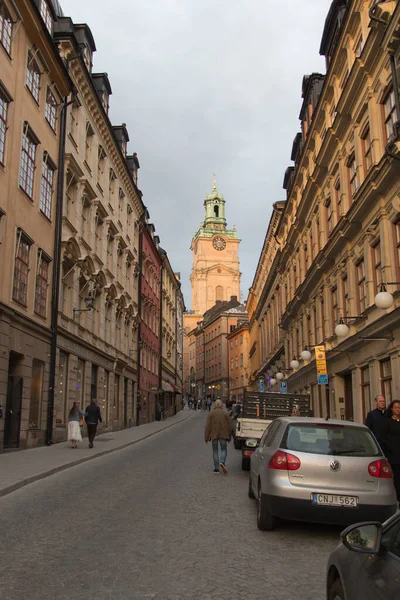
[126,152,140,185]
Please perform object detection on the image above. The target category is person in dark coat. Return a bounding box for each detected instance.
[85,399,102,448]
[380,400,400,502]
[365,395,387,443]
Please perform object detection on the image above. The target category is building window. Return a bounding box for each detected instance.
[326,198,334,234]
[45,88,57,130]
[40,0,52,33]
[361,366,370,422]
[29,359,44,429]
[26,52,41,103]
[230,358,233,371]
[380,358,392,403]
[348,154,359,199]
[240,335,243,344]
[393,221,400,279]
[98,145,106,189]
[355,34,363,58]
[40,153,55,219]
[13,231,31,305]
[342,275,349,319]
[20,124,38,198]
[372,241,382,291]
[84,122,94,168]
[334,177,342,217]
[91,365,98,401]
[240,353,243,367]
[383,88,398,143]
[0,88,10,164]
[361,125,373,173]
[235,357,238,368]
[0,2,12,54]
[331,287,339,335]
[34,251,50,317]
[357,260,366,313]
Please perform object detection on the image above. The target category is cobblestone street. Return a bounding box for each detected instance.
[0,412,340,600]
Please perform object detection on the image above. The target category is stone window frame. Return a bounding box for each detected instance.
[20,122,40,198]
[382,87,398,144]
[355,257,367,314]
[45,86,57,131]
[13,228,34,306]
[0,1,13,55]
[26,50,42,104]
[34,248,51,318]
[40,151,56,220]
[0,80,12,165]
[39,0,52,33]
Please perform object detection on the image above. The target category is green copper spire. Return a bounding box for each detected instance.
[203,175,226,229]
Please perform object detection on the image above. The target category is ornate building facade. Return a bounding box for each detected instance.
[247,0,400,423]
[52,18,143,440]
[0,0,71,449]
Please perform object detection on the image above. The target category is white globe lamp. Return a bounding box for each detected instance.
[270,378,277,386]
[375,290,393,309]
[301,350,312,361]
[290,359,300,370]
[335,320,349,338]
[276,372,284,381]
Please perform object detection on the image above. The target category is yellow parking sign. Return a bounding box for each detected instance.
[315,345,328,384]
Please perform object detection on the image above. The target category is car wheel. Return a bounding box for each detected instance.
[234,438,242,450]
[242,456,250,471]
[257,483,277,531]
[328,578,345,600]
[248,474,255,499]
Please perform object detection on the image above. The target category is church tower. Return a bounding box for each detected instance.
[189,182,241,315]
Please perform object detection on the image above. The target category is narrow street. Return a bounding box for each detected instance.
[0,413,339,600]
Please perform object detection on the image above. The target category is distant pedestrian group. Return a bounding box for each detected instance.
[67,399,103,449]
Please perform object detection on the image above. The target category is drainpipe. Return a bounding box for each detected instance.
[136,216,144,426]
[46,96,68,445]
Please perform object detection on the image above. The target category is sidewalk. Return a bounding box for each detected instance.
[0,409,193,498]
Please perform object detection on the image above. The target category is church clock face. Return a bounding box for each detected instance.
[212,236,226,251]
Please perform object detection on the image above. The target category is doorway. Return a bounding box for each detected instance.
[343,372,354,421]
[4,352,24,449]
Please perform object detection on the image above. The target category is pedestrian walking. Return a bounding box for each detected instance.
[204,399,232,474]
[207,397,212,412]
[68,401,86,449]
[379,400,400,502]
[365,394,387,443]
[85,399,102,448]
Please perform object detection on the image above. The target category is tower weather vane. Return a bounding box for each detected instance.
[212,172,217,191]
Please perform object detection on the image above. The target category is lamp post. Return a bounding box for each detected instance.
[335,316,365,338]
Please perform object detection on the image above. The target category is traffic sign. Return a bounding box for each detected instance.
[317,374,328,385]
[315,344,328,385]
[258,378,265,392]
[280,381,288,393]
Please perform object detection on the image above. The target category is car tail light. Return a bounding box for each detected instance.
[243,450,254,457]
[268,450,301,471]
[368,459,393,478]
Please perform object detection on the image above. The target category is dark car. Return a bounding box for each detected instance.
[326,512,400,599]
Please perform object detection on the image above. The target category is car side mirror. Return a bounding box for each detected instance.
[341,522,382,554]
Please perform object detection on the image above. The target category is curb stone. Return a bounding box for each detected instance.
[0,411,193,498]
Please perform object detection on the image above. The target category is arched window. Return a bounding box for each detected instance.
[214,205,219,217]
[216,286,223,301]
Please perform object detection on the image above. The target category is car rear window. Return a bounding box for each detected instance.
[281,423,381,457]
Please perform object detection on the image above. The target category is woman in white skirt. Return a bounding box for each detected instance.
[67,402,86,448]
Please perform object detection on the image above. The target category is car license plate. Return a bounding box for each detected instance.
[311,493,358,507]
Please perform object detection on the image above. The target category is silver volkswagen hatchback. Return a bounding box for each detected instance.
[248,417,397,531]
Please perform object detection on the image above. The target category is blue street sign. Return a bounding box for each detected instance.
[258,378,265,392]
[280,381,288,393]
[318,374,329,385]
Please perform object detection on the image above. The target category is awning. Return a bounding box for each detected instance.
[162,381,174,393]
[171,383,182,394]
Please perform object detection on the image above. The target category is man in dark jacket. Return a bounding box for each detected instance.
[365,395,386,442]
[205,399,232,474]
[85,399,102,448]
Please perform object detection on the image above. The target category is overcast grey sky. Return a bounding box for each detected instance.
[63,0,330,308]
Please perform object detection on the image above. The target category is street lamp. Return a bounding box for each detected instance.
[334,316,364,338]
[300,350,312,361]
[270,378,277,386]
[73,294,94,317]
[290,359,300,370]
[276,372,284,381]
[374,283,400,309]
